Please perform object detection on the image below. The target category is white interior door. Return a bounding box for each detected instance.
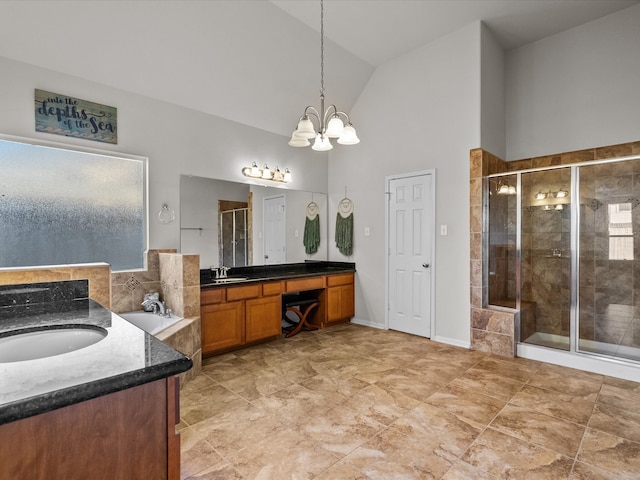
[263,195,286,264]
[387,172,433,337]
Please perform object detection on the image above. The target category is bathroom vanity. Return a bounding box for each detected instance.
[200,261,355,355]
[0,280,192,480]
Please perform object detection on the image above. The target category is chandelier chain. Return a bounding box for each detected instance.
[320,0,324,97]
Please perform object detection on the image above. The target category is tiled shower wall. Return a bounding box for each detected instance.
[470,140,640,357]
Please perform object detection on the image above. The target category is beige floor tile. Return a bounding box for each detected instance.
[341,382,420,426]
[226,428,340,479]
[489,404,586,457]
[298,403,386,456]
[179,324,640,480]
[350,427,455,479]
[597,382,640,412]
[461,428,574,479]
[390,402,481,461]
[425,383,507,429]
[509,384,595,425]
[218,369,293,400]
[181,383,249,426]
[442,460,500,479]
[570,461,627,480]
[588,401,640,443]
[449,367,525,401]
[189,402,285,458]
[528,364,603,398]
[473,356,541,383]
[577,428,640,479]
[405,357,468,385]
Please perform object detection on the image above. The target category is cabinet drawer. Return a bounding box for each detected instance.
[201,287,225,305]
[262,281,284,296]
[285,276,325,292]
[226,284,261,301]
[326,273,354,287]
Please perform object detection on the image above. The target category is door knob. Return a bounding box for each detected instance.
[423,263,430,268]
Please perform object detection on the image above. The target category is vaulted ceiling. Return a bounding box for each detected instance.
[0,0,637,137]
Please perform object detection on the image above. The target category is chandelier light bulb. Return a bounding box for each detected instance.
[337,124,360,145]
[325,115,345,138]
[312,134,333,151]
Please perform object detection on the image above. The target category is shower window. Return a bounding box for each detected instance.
[608,203,633,260]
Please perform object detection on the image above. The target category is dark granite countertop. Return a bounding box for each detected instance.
[200,261,356,288]
[0,282,192,426]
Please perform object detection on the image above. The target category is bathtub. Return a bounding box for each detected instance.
[118,311,183,336]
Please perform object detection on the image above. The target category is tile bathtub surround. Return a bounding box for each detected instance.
[178,324,640,480]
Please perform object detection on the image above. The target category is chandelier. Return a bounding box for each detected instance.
[288,0,359,151]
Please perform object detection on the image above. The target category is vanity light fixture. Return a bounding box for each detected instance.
[535,191,548,200]
[497,182,516,195]
[288,0,359,151]
[555,189,568,198]
[242,162,292,183]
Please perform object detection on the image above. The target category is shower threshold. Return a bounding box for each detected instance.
[524,332,569,350]
[524,332,640,363]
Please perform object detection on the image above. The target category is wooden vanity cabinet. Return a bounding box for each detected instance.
[326,273,355,325]
[245,294,282,343]
[201,274,355,355]
[201,281,283,356]
[201,300,244,353]
[0,377,181,480]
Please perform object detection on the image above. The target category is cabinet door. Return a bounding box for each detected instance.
[245,295,282,343]
[327,284,355,323]
[201,301,244,354]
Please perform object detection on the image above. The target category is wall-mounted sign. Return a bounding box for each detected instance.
[34,89,117,144]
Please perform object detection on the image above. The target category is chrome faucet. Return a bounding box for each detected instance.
[211,266,230,279]
[141,292,168,316]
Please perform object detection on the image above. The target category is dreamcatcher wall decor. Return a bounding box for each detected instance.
[335,188,353,256]
[304,195,321,254]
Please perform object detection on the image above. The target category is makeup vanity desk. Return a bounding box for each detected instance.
[200,262,355,356]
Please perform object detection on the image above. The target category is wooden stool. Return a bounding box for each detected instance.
[282,296,319,338]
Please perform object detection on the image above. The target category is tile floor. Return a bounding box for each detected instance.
[178,323,640,479]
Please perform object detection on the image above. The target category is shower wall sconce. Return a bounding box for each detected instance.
[242,162,292,183]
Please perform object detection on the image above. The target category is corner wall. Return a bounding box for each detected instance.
[328,22,483,346]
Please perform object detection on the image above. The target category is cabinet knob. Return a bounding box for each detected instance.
[422,263,430,268]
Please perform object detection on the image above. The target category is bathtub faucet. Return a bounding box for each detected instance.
[141,292,168,316]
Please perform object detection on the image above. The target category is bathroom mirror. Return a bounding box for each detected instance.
[0,135,147,271]
[180,175,328,269]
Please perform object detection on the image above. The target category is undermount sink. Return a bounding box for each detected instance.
[0,325,108,363]
[213,277,249,284]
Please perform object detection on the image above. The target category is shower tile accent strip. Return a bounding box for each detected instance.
[469,140,640,357]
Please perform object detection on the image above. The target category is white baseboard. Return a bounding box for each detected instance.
[431,335,471,349]
[349,318,385,329]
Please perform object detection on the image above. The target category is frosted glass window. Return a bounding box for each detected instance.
[0,137,147,271]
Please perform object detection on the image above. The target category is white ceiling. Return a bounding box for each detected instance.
[0,0,637,138]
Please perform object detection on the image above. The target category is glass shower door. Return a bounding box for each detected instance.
[520,168,572,350]
[577,160,640,362]
[220,208,248,267]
